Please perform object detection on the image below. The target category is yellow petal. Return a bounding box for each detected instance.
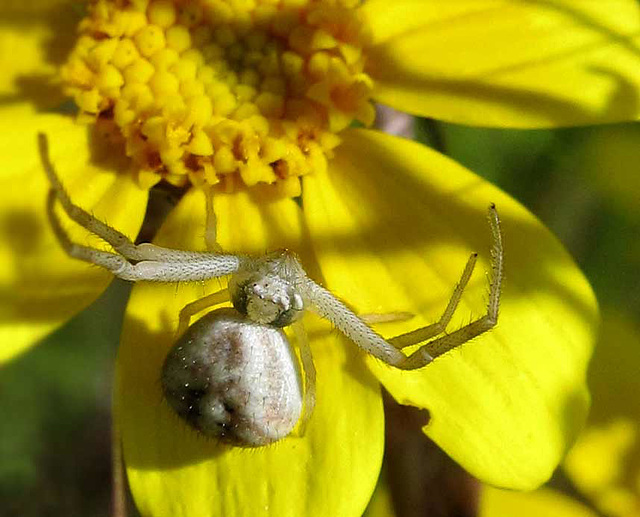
[480,486,598,517]
[361,0,640,127]
[363,474,397,517]
[563,309,640,517]
[302,128,598,489]
[117,188,384,517]
[0,0,78,109]
[0,107,147,362]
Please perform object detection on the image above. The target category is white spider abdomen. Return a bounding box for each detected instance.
[161,308,303,447]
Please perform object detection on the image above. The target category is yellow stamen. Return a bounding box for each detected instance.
[62,0,373,195]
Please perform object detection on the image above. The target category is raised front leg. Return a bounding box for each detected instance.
[303,204,503,371]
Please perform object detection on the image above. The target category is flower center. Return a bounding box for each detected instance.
[62,0,373,196]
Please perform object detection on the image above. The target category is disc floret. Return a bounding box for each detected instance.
[62,0,374,195]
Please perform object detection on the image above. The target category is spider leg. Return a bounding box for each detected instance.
[40,134,242,281]
[388,252,477,350]
[47,189,131,275]
[302,277,410,366]
[204,186,223,253]
[49,189,240,281]
[359,311,414,325]
[291,319,316,436]
[39,132,153,262]
[390,204,503,369]
[303,205,503,371]
[176,288,230,336]
[39,133,239,264]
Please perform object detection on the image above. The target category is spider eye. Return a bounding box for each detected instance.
[229,273,304,327]
[270,296,304,327]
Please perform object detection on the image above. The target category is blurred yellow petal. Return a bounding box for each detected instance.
[480,486,598,517]
[563,309,640,517]
[362,0,640,127]
[0,0,78,109]
[363,474,397,517]
[0,107,147,362]
[118,188,384,517]
[302,128,598,489]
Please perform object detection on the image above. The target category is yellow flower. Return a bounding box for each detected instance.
[4,0,637,515]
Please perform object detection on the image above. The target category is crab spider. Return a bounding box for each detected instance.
[38,133,503,447]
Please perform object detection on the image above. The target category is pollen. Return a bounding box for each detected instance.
[62,0,374,196]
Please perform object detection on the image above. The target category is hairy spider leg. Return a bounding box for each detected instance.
[204,185,224,253]
[403,205,502,362]
[303,205,503,371]
[359,312,415,325]
[46,189,134,276]
[39,133,241,281]
[388,253,478,350]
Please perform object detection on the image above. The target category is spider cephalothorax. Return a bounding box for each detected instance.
[228,250,306,327]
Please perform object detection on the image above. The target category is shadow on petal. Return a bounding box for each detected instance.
[0,1,81,110]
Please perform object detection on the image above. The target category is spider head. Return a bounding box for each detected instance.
[229,250,305,327]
